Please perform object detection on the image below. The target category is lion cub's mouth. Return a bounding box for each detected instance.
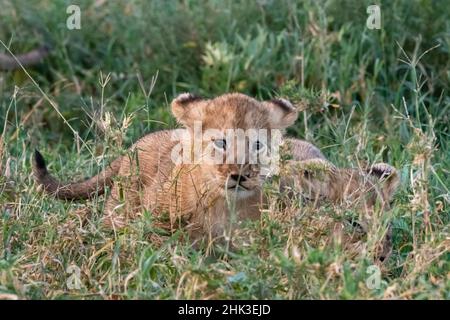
[227,183,249,191]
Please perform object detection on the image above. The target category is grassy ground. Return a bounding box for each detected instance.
[0,0,449,299]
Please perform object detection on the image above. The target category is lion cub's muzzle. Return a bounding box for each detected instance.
[225,165,261,191]
[227,173,251,190]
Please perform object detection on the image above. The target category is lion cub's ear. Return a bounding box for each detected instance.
[366,163,400,204]
[264,98,298,129]
[171,93,207,128]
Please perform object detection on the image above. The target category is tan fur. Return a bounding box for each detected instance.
[33,92,399,253]
[34,93,306,243]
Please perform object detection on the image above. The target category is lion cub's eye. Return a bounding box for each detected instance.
[213,139,227,150]
[252,140,266,153]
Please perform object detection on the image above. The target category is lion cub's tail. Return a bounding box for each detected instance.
[33,150,121,200]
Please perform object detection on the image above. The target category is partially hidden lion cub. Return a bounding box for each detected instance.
[33,93,399,253]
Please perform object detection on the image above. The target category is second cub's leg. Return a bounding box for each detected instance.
[281,158,399,262]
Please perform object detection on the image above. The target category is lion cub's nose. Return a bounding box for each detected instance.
[230,174,247,182]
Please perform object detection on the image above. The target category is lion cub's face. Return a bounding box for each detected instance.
[171,93,298,198]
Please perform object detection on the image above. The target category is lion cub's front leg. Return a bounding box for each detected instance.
[185,192,262,248]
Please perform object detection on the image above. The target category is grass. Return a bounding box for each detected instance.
[0,0,449,299]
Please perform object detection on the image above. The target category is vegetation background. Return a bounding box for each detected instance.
[0,0,448,299]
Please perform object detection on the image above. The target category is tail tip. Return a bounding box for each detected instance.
[34,149,47,170]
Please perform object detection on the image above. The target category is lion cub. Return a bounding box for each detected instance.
[33,93,398,250]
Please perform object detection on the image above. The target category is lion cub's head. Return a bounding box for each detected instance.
[171,93,298,198]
